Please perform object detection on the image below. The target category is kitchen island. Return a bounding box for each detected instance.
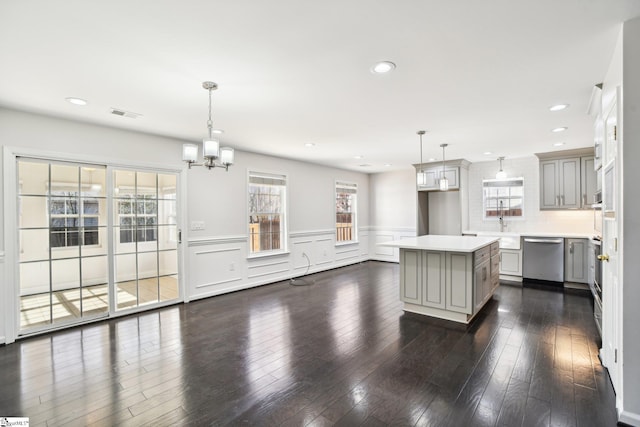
[380,235,500,324]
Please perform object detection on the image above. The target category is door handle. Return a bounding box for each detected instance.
[178,229,182,244]
[569,242,573,254]
[597,254,609,262]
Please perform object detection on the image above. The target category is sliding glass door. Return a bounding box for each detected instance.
[113,169,179,310]
[18,160,109,330]
[17,158,180,335]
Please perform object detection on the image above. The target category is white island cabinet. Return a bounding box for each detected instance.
[380,235,499,324]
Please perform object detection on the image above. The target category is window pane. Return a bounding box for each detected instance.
[19,196,49,228]
[18,161,49,195]
[51,164,79,196]
[81,166,106,197]
[136,172,157,198]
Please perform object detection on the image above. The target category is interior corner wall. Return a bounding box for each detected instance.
[0,107,370,343]
[622,15,640,426]
[368,168,417,262]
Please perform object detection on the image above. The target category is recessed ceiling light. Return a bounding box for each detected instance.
[354,155,364,159]
[483,151,493,156]
[359,164,372,167]
[384,163,392,167]
[211,129,224,134]
[553,142,566,147]
[304,142,315,147]
[552,127,568,133]
[371,61,396,74]
[66,97,87,106]
[428,158,436,162]
[550,104,569,112]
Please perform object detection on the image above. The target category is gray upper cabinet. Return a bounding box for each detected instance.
[540,157,581,209]
[537,148,596,210]
[417,166,459,191]
[581,157,597,206]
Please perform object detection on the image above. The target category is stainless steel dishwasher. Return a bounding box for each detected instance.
[522,237,565,283]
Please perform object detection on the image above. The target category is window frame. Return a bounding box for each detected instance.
[247,170,289,258]
[482,177,525,220]
[49,191,101,249]
[335,180,358,245]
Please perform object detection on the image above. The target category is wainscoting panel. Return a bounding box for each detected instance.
[186,229,372,302]
[191,246,243,289]
[369,227,417,262]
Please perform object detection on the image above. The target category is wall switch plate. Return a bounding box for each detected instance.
[191,221,205,231]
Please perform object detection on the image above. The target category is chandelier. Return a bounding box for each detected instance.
[182,81,234,170]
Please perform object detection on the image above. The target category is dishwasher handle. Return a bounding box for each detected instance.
[524,238,563,244]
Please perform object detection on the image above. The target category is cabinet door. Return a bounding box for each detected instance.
[565,239,588,283]
[446,252,473,314]
[417,167,459,190]
[540,160,559,209]
[581,157,596,207]
[474,261,490,312]
[491,254,500,292]
[400,249,421,304]
[500,250,522,276]
[422,251,446,309]
[558,158,581,208]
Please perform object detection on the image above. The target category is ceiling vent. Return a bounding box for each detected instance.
[110,108,142,119]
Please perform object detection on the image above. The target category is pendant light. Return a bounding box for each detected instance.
[439,143,449,191]
[416,130,427,186]
[182,81,235,171]
[496,156,507,180]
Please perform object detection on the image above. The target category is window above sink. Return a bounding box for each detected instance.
[483,177,524,220]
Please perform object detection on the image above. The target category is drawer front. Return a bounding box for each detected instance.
[491,255,500,276]
[475,246,491,267]
[491,242,500,257]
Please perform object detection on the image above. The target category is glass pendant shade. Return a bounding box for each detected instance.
[182,144,198,162]
[220,147,235,166]
[496,157,507,179]
[439,177,449,191]
[417,171,427,186]
[203,138,220,159]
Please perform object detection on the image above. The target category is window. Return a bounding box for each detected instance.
[50,191,100,248]
[248,171,287,254]
[483,178,524,219]
[117,196,158,244]
[335,181,357,243]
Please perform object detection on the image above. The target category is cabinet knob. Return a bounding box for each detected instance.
[597,254,609,262]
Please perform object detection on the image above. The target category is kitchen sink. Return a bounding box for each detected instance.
[475,232,521,250]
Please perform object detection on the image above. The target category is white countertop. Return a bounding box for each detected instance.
[379,235,498,253]
[462,230,594,239]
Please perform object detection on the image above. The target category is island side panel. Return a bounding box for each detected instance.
[424,251,446,309]
[400,249,421,304]
[446,252,473,314]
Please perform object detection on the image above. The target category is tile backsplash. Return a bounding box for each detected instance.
[467,156,594,234]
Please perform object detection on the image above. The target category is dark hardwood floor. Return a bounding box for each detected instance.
[0,261,618,426]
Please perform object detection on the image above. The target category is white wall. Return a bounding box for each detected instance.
[0,108,370,343]
[368,169,417,262]
[468,156,594,234]
[622,15,640,426]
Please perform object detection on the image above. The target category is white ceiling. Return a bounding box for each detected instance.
[1,1,639,172]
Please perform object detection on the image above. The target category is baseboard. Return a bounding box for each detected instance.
[619,409,640,426]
